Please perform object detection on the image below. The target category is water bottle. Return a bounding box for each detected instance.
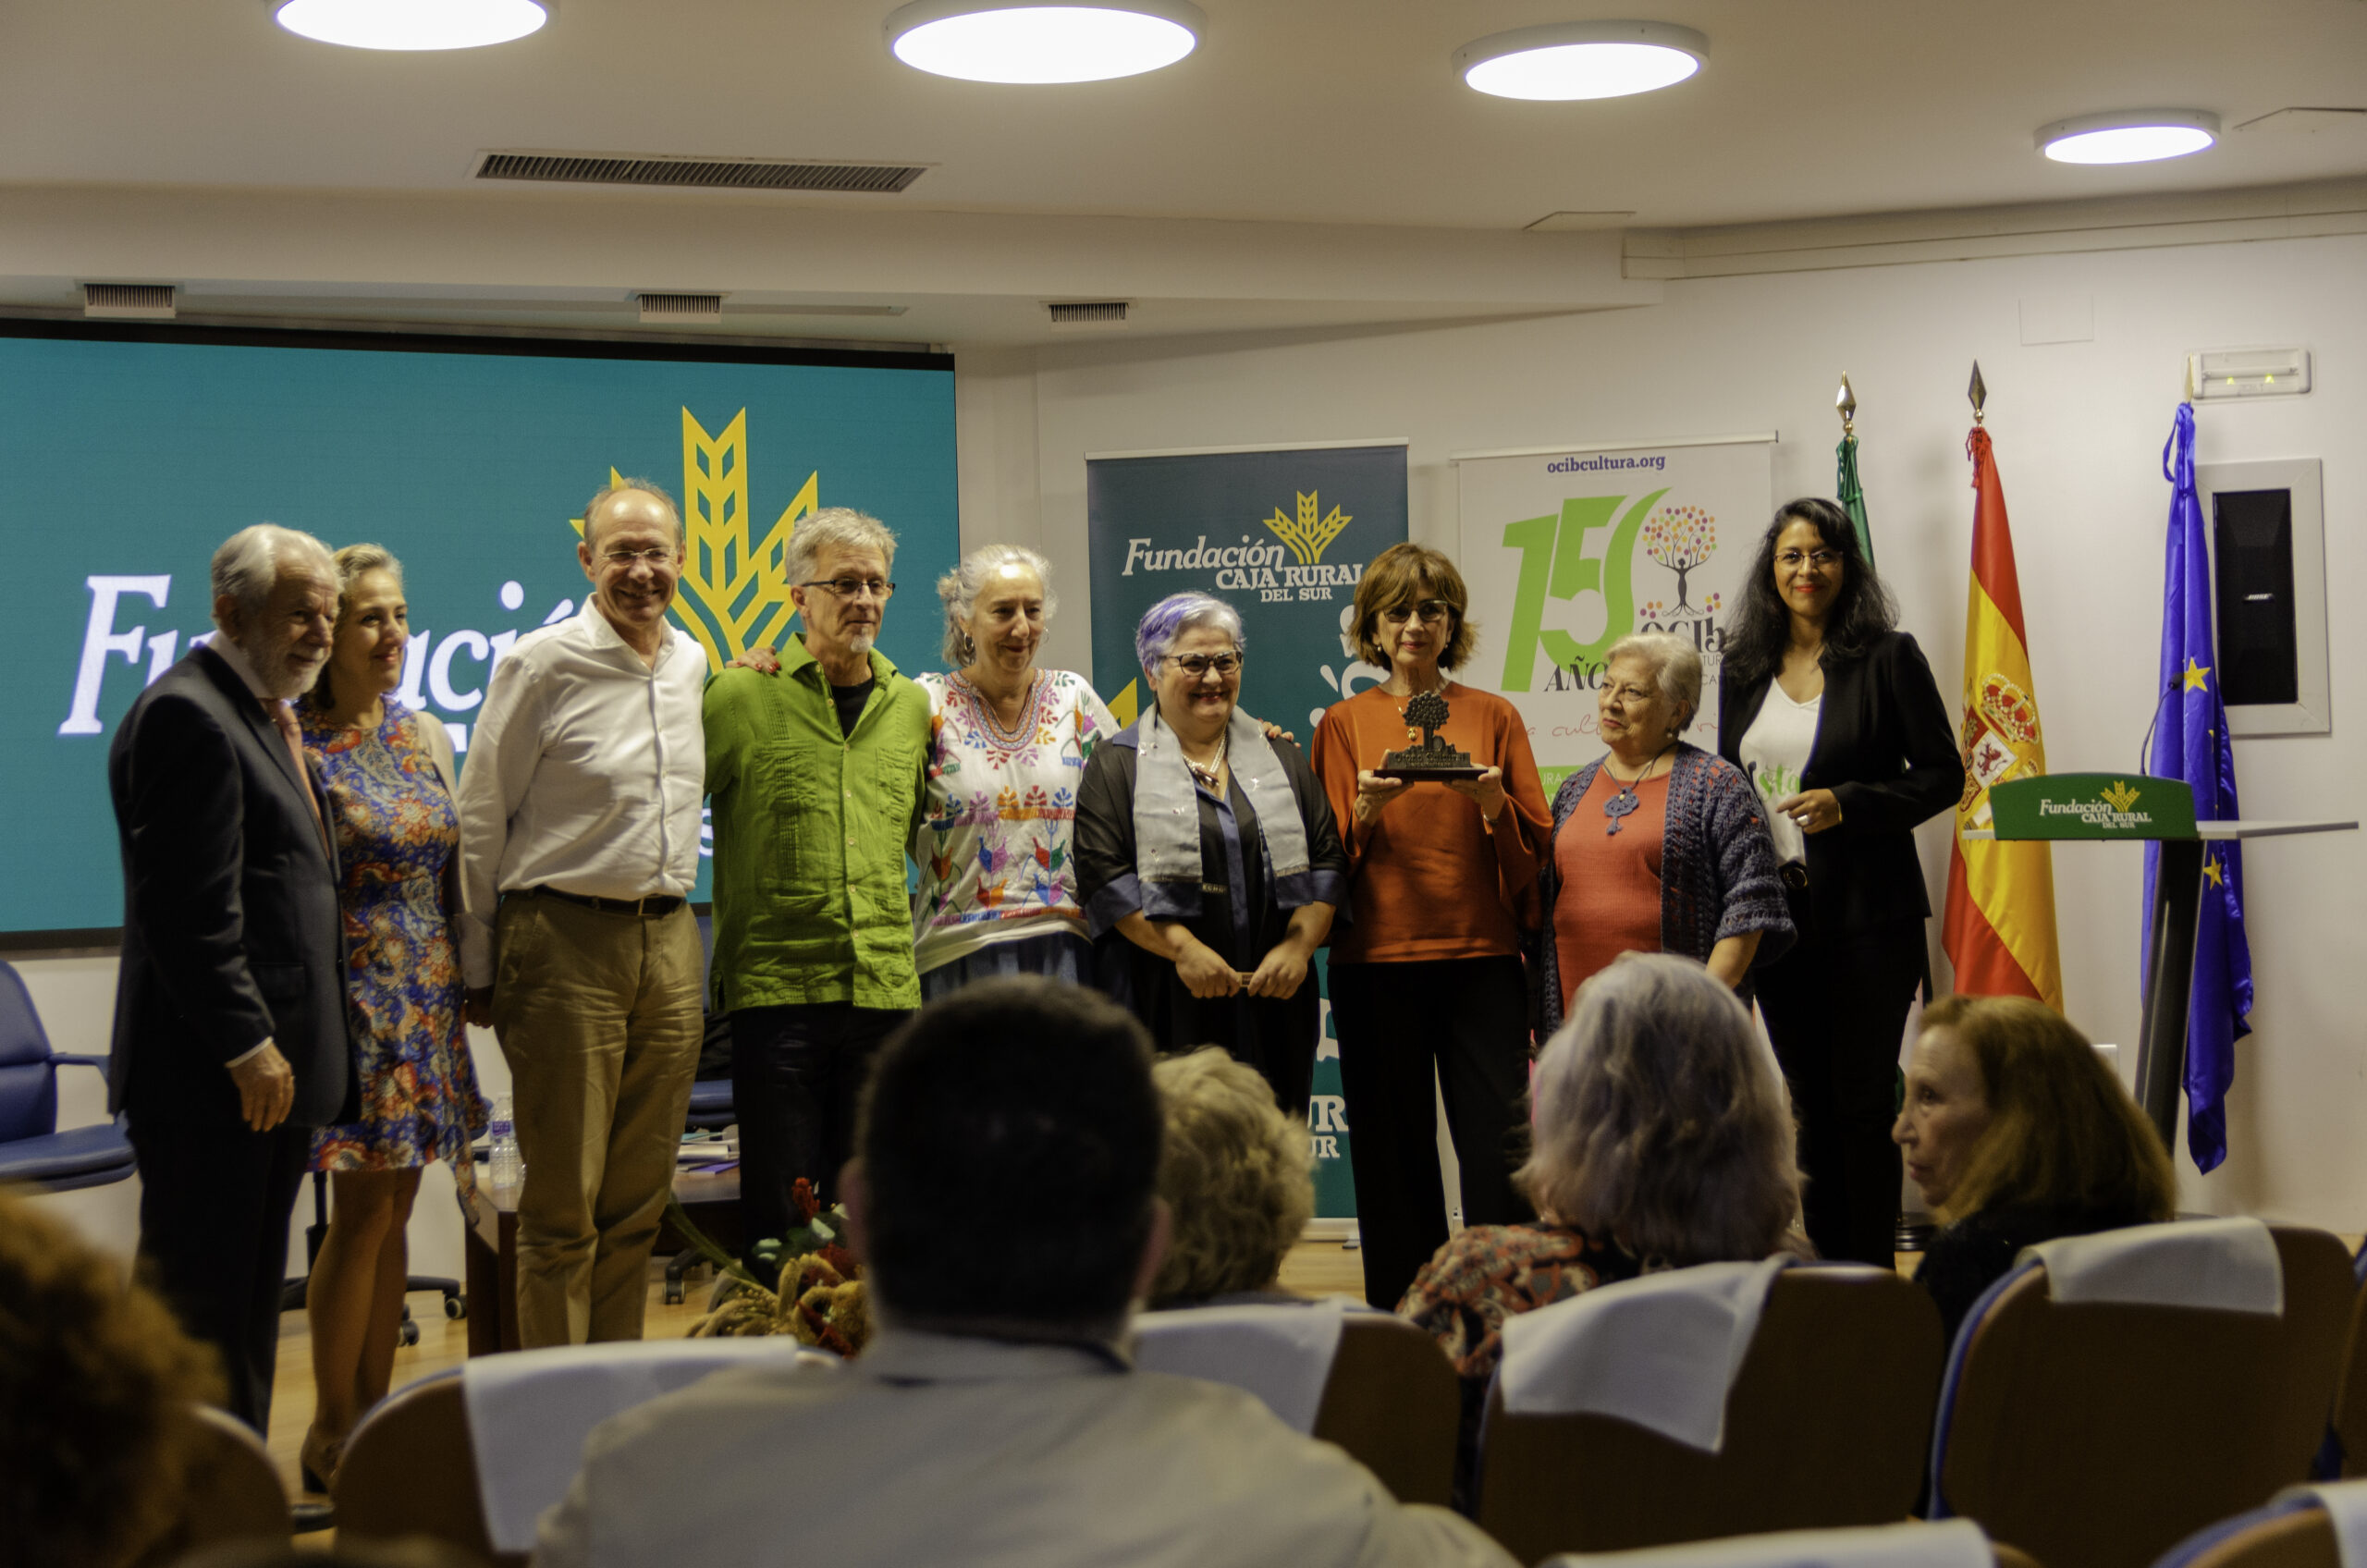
[489,1093,523,1190]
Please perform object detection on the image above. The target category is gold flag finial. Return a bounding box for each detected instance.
[1968,361,1988,425]
[1835,374,1857,436]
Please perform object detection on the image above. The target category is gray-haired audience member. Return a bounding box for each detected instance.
[704,506,933,1269]
[911,542,1118,997]
[1399,952,1802,1503]
[535,977,1517,1568]
[455,479,706,1348]
[106,522,357,1433]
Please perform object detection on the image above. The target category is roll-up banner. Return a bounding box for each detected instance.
[1455,435,1776,797]
[1085,438,1410,1223]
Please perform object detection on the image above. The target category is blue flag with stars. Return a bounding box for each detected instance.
[2145,402,2254,1173]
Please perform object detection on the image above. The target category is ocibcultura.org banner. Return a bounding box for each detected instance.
[1456,437,1774,798]
[1085,438,1409,1221]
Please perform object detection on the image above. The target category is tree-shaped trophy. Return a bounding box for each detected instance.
[1378,689,1485,780]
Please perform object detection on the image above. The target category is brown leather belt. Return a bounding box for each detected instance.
[527,887,686,917]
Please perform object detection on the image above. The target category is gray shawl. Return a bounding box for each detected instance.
[1134,704,1311,920]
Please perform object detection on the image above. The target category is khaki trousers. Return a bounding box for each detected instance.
[492,895,702,1347]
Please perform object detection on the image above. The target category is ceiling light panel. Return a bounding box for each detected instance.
[271,0,548,50]
[2038,110,2220,164]
[1455,21,1707,102]
[885,1,1204,84]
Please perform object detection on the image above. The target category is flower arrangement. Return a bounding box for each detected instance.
[671,1177,873,1355]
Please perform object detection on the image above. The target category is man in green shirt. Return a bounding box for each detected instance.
[704,507,931,1258]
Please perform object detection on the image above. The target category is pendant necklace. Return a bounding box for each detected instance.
[1182,728,1229,792]
[1601,744,1675,836]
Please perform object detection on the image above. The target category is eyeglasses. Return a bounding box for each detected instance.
[1165,653,1241,677]
[1379,599,1456,625]
[803,578,896,602]
[1776,549,1842,571]
[602,546,679,568]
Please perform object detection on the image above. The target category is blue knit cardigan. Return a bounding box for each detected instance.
[1536,741,1796,1033]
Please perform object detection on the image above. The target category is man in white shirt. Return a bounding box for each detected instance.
[533,978,1517,1568]
[457,481,706,1347]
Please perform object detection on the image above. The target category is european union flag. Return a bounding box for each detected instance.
[2145,403,2254,1173]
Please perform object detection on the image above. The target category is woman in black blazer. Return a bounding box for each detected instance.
[1718,498,1961,1265]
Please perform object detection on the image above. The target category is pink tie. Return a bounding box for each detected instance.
[268,700,325,828]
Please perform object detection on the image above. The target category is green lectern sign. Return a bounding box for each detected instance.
[1987,774,2198,841]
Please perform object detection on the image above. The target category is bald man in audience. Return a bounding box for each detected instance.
[534,977,1515,1568]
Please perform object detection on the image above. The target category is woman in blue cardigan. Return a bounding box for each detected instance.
[1538,631,1792,1035]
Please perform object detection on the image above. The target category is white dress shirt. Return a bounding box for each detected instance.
[532,1326,1517,1568]
[456,597,705,986]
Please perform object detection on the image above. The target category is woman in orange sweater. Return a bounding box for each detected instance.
[1312,544,1553,1309]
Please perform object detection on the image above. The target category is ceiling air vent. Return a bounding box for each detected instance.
[1047,300,1130,327]
[475,151,927,193]
[82,283,178,320]
[637,293,725,325]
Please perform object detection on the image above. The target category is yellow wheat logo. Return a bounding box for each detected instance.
[1262,490,1351,566]
[2101,780,2142,813]
[570,409,816,671]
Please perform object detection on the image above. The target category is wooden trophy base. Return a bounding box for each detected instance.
[1377,744,1484,781]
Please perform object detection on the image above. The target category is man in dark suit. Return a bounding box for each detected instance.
[108,522,357,1433]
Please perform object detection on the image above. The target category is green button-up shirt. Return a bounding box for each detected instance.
[705,637,932,1011]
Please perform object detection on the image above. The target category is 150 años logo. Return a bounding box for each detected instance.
[1498,488,1726,695]
[60,407,804,750]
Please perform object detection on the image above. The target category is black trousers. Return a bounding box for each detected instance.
[1755,922,1925,1267]
[730,1003,912,1266]
[1330,955,1534,1311]
[126,1113,312,1435]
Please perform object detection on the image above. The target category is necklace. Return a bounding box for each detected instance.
[1180,728,1229,792]
[1601,743,1675,836]
[965,669,1042,748]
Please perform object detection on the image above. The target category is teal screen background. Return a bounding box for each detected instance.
[4,324,957,936]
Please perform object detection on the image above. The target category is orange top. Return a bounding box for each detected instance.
[1551,770,1667,1014]
[1311,682,1552,964]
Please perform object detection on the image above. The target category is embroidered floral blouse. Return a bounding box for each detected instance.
[911,669,1118,975]
[1398,1221,1650,1382]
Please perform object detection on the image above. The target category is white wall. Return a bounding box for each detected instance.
[957,229,2367,1228]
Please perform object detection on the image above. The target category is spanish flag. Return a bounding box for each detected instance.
[1943,426,2064,1008]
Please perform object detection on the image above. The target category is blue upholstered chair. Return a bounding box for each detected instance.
[0,961,135,1193]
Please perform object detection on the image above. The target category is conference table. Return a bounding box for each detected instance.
[462,1164,744,1355]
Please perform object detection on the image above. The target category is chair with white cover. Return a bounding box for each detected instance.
[337,1339,822,1567]
[1537,1519,2035,1568]
[2319,1243,2367,1476]
[2146,1476,2367,1568]
[1134,1300,1460,1505]
[1929,1219,2355,1568]
[132,1404,292,1567]
[1473,1260,1946,1565]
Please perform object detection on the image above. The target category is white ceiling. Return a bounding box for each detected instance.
[4,0,2362,227]
[0,0,2361,343]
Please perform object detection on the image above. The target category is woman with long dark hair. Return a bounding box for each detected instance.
[1718,498,1960,1266]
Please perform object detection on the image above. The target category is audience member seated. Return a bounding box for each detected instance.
[0,1188,218,1568]
[1399,952,1802,1499]
[1147,1046,1318,1310]
[533,977,1516,1568]
[1895,993,2177,1341]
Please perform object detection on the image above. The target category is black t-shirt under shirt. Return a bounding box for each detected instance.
[832,678,876,738]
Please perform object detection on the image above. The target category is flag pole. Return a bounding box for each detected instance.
[1968,361,1987,425]
[1834,374,1874,565]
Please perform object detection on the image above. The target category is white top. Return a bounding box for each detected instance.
[1737,689,1820,864]
[911,668,1117,975]
[533,1327,1516,1568]
[454,597,707,986]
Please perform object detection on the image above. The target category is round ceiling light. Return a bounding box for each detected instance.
[1454,20,1708,102]
[269,0,550,50]
[885,1,1204,84]
[2038,110,2220,165]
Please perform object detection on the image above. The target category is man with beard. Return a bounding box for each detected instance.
[107,522,357,1432]
[704,507,930,1267]
[456,480,705,1347]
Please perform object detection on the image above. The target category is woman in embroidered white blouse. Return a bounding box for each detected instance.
[912,545,1120,998]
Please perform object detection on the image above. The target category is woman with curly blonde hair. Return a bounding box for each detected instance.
[0,1189,219,1568]
[1147,1047,1318,1307]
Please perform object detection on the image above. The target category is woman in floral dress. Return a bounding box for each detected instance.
[296,544,487,1493]
[912,545,1120,998]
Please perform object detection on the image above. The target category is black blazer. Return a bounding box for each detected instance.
[107,644,355,1129]
[1717,630,1962,938]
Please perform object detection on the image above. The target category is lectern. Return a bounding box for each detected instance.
[1968,774,2356,1148]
